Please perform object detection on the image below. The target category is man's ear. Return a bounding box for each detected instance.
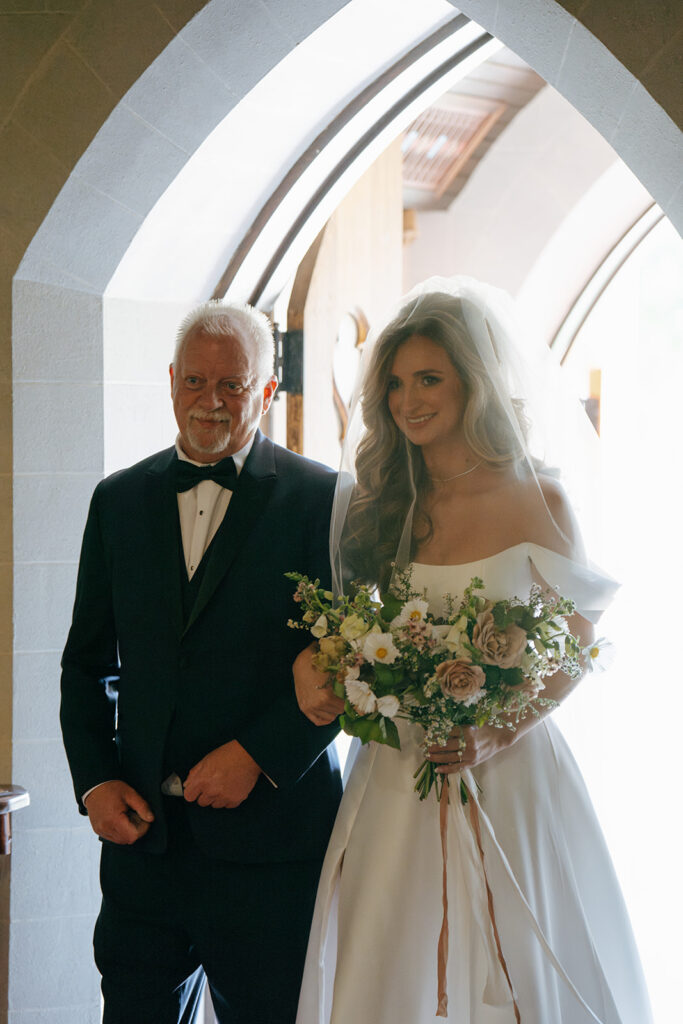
[261,376,278,414]
[169,363,175,397]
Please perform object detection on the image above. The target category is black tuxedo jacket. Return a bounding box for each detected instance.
[61,431,342,862]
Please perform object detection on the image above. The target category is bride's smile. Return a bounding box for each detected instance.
[387,334,466,452]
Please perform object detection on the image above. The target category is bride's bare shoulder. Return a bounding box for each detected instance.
[489,471,582,558]
[533,474,582,557]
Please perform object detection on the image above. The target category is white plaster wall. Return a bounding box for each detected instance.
[453,0,682,230]
[516,159,654,344]
[403,85,620,295]
[103,298,190,474]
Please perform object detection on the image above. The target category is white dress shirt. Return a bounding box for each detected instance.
[175,434,254,578]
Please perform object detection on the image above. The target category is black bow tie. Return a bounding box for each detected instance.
[174,455,240,493]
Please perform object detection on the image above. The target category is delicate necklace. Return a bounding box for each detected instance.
[430,460,483,484]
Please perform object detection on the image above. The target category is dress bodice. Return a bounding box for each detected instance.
[410,542,618,623]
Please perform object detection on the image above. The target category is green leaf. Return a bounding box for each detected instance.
[378,716,401,749]
[373,662,401,687]
[483,664,501,686]
[492,604,506,628]
[380,591,402,621]
[343,715,386,745]
[504,666,525,688]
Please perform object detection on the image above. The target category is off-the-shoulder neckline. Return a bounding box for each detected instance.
[412,541,574,570]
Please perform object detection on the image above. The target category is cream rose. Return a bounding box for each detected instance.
[311,614,328,639]
[340,613,371,641]
[472,610,527,668]
[435,659,486,706]
[444,615,469,656]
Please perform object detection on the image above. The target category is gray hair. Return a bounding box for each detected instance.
[173,300,275,381]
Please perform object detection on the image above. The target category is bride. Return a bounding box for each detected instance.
[293,280,652,1024]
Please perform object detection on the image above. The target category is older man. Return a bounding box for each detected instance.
[61,302,341,1023]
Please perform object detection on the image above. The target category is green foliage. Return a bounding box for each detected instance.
[380,590,402,622]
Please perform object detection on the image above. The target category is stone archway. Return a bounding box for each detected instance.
[3,1,681,1017]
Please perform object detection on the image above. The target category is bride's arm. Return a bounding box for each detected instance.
[430,479,596,772]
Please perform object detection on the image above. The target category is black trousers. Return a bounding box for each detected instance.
[94,821,323,1024]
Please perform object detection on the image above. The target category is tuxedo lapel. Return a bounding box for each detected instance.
[184,431,277,635]
[145,448,184,637]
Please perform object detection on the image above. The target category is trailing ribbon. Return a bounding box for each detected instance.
[455,768,606,1024]
[435,777,520,1020]
[467,786,521,1024]
[436,783,449,1016]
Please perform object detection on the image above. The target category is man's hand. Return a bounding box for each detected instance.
[294,644,345,726]
[84,780,154,845]
[183,740,261,809]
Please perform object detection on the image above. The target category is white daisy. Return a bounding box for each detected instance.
[363,632,399,665]
[393,599,430,627]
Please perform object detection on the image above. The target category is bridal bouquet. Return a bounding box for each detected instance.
[287,569,602,800]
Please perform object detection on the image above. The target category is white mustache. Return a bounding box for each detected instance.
[189,410,230,423]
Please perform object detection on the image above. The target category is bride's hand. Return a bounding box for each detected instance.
[428,723,515,773]
[294,643,345,726]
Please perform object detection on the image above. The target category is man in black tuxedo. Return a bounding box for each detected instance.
[60,301,342,1023]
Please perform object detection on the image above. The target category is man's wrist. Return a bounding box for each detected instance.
[82,780,117,805]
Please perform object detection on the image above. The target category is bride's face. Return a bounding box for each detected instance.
[387,334,466,448]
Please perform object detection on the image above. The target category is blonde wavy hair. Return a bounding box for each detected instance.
[343,292,530,590]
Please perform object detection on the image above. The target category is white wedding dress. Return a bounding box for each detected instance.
[296,543,652,1024]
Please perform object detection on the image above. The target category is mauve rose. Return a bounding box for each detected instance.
[435,659,486,705]
[472,610,527,668]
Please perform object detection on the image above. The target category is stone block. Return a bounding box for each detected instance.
[13,561,78,654]
[13,472,100,564]
[10,826,99,922]
[66,0,174,98]
[123,34,236,155]
[612,82,682,214]
[13,380,103,474]
[490,0,574,84]
[0,12,73,123]
[12,280,102,383]
[557,21,638,141]
[11,738,78,830]
[12,651,63,744]
[0,121,68,251]
[263,0,350,46]
[17,173,142,295]
[74,103,188,218]
[8,914,99,1011]
[12,40,114,172]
